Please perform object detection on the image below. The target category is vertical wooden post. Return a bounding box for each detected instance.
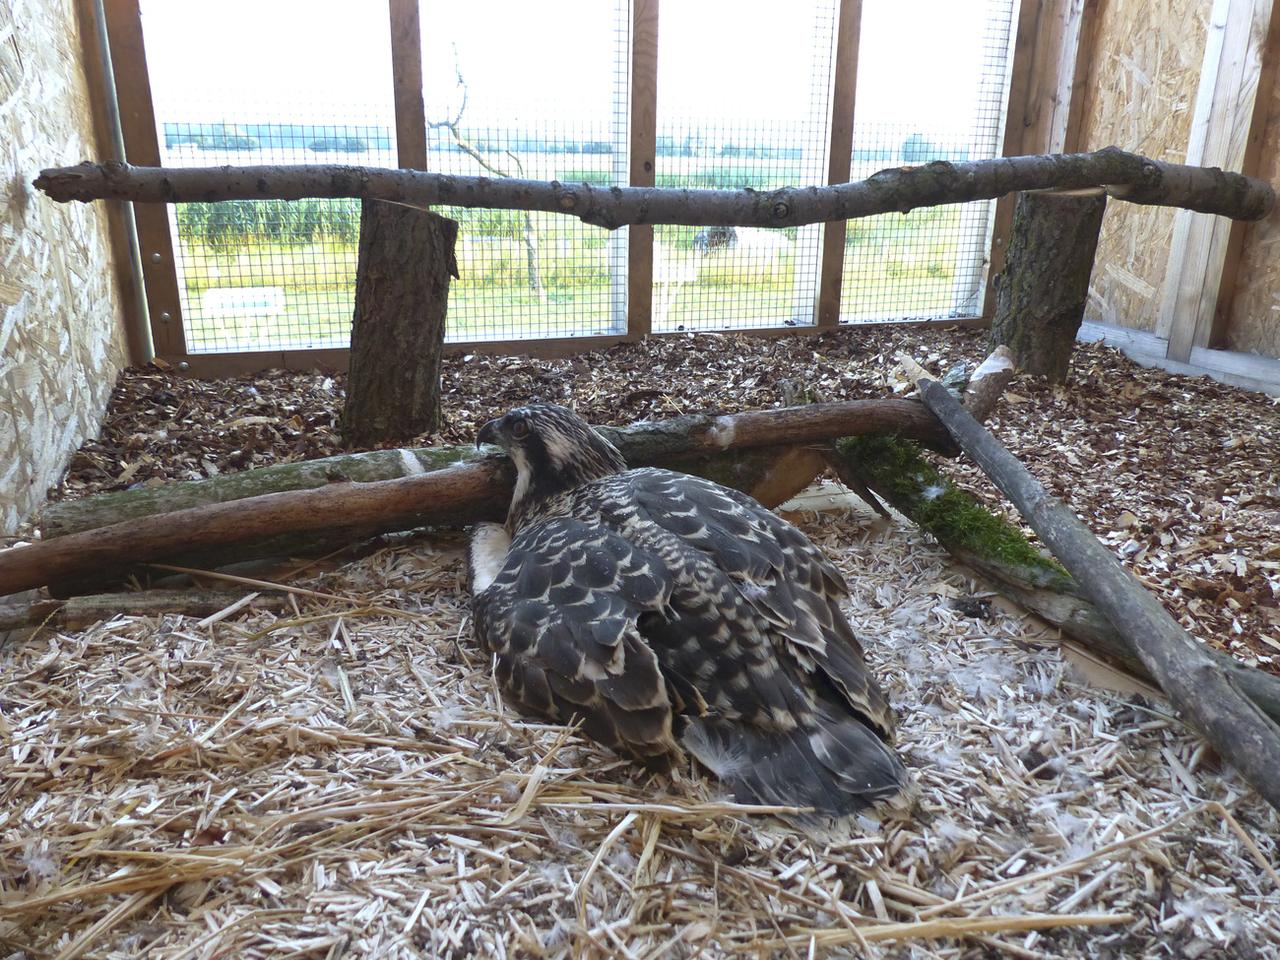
[389,0,428,171]
[342,202,458,446]
[76,0,151,365]
[983,0,1098,319]
[1162,0,1280,362]
[101,0,186,360]
[1056,0,1100,155]
[627,0,659,338]
[990,190,1107,382]
[982,0,1046,320]
[1019,0,1099,156]
[815,0,862,328]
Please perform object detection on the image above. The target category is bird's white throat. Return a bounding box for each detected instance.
[469,523,512,593]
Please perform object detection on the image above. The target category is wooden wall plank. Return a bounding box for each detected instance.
[75,0,150,364]
[627,0,659,338]
[389,0,428,171]
[166,314,991,377]
[102,0,186,358]
[1222,5,1280,356]
[1162,0,1277,361]
[815,0,862,328]
[1077,0,1212,335]
[1164,0,1280,360]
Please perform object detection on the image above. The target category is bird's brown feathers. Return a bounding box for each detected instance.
[469,404,909,815]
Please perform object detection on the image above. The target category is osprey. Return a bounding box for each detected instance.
[468,404,909,816]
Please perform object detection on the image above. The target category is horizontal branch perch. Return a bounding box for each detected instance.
[9,398,953,598]
[34,148,1274,228]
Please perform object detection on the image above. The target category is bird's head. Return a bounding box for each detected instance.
[477,404,627,520]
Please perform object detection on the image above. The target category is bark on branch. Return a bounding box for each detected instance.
[8,397,954,598]
[825,437,1280,728]
[33,148,1274,228]
[0,590,287,635]
[909,372,1280,812]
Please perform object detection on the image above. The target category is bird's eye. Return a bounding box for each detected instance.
[510,420,530,440]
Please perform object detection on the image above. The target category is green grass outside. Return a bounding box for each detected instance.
[175,191,974,351]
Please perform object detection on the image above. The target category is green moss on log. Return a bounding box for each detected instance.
[835,435,1068,578]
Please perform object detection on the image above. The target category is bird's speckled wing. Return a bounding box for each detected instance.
[623,467,896,739]
[471,516,686,768]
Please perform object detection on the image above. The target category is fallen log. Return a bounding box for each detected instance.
[41,399,952,539]
[906,368,1280,811]
[0,589,287,635]
[11,398,946,598]
[33,148,1274,229]
[826,435,1280,727]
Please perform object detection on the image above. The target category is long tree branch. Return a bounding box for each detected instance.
[34,148,1274,228]
[907,369,1280,812]
[1,397,962,598]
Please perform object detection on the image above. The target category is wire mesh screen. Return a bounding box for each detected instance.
[141,0,395,353]
[421,0,630,342]
[841,0,1015,323]
[652,0,836,332]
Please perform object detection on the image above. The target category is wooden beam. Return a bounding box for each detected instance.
[983,0,1047,318]
[1029,0,1101,154]
[1162,0,1279,361]
[389,0,427,171]
[1058,0,1100,154]
[815,0,862,328]
[159,315,988,378]
[75,0,150,365]
[627,0,659,338]
[101,0,186,358]
[983,0,1099,317]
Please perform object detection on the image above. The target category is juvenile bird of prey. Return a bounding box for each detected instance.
[468,404,909,816]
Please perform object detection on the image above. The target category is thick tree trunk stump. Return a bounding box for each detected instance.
[342,201,459,447]
[990,190,1106,382]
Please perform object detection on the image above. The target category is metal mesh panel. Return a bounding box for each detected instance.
[422,0,630,342]
[840,0,1016,324]
[141,0,395,353]
[652,0,836,333]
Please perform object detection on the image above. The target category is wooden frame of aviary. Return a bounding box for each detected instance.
[95,0,1280,392]
[999,0,1280,393]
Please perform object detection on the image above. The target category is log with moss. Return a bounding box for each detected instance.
[827,436,1280,726]
[905,374,1280,811]
[15,398,962,597]
[40,399,956,539]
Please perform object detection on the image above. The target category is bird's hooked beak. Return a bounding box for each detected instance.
[476,418,501,450]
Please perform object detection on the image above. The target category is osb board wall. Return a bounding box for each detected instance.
[0,0,128,534]
[1077,0,1210,332]
[1226,60,1280,357]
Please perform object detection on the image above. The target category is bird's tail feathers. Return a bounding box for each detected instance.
[681,709,912,822]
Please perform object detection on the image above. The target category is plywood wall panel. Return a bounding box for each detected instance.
[0,0,128,534]
[1077,0,1211,332]
[1226,56,1280,357]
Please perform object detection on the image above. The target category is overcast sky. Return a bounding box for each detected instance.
[142,0,1012,148]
